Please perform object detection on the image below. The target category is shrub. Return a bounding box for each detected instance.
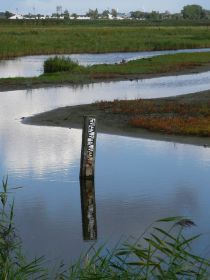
[44,56,80,73]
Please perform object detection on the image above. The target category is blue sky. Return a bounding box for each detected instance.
[2,0,210,14]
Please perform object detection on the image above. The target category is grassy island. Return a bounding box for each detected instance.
[1,51,210,91]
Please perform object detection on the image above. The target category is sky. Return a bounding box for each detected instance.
[1,0,210,15]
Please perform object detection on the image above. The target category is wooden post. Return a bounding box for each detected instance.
[80,116,97,179]
[80,179,97,241]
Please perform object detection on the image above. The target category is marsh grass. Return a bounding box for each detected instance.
[1,22,210,59]
[88,52,210,74]
[1,179,210,279]
[44,57,84,73]
[129,116,210,136]
[98,99,210,137]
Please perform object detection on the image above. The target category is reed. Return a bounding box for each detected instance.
[65,217,210,279]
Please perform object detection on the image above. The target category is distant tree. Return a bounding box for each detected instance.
[171,13,183,20]
[63,9,70,19]
[56,5,62,18]
[130,11,145,19]
[86,9,99,19]
[111,9,117,18]
[71,13,77,19]
[101,9,109,19]
[148,11,161,20]
[181,5,205,20]
[5,11,13,19]
[204,10,210,19]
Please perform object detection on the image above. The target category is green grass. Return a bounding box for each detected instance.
[1,179,210,279]
[88,51,210,74]
[45,52,210,76]
[1,21,210,59]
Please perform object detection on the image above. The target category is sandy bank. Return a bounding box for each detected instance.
[23,90,210,147]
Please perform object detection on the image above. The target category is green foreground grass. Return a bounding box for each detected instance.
[1,21,210,59]
[1,51,210,90]
[1,178,210,279]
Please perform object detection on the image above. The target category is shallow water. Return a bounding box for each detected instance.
[1,47,210,78]
[1,71,210,263]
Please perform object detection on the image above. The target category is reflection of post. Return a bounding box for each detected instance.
[80,179,97,241]
[80,116,97,179]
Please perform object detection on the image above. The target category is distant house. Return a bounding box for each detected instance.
[162,11,172,20]
[116,15,124,20]
[116,13,127,20]
[108,14,114,20]
[9,14,24,20]
[50,15,64,19]
[76,15,90,20]
[108,13,126,20]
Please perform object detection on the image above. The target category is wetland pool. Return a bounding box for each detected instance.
[1,59,210,263]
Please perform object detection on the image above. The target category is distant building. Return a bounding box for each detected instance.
[9,14,24,20]
[108,13,127,20]
[162,10,172,20]
[50,15,64,19]
[76,15,91,20]
[108,14,114,20]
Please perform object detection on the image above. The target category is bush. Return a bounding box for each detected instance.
[44,56,80,73]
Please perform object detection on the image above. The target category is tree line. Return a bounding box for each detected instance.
[2,4,210,20]
[131,5,210,20]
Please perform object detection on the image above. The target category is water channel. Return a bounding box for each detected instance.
[1,50,210,264]
[1,47,210,78]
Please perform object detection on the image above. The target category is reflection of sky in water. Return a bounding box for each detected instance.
[1,79,210,262]
[1,47,210,78]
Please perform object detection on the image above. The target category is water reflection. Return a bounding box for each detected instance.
[80,179,97,241]
[1,76,210,262]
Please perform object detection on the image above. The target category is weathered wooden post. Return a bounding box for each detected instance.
[80,179,97,241]
[80,116,97,179]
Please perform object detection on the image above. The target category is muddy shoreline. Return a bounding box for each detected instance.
[23,90,210,147]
